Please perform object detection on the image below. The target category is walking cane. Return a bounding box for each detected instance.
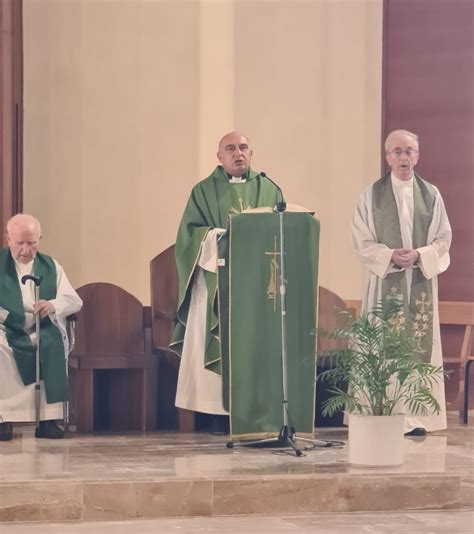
[21,274,43,427]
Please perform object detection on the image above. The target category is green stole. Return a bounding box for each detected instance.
[170,166,280,372]
[372,173,436,362]
[0,248,66,403]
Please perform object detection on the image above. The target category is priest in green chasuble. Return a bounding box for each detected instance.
[170,132,280,416]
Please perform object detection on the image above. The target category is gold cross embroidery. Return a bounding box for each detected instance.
[415,292,431,313]
[387,289,405,331]
[413,292,432,350]
[265,236,280,312]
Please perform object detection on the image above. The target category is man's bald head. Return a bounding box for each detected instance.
[6,214,42,264]
[217,131,253,177]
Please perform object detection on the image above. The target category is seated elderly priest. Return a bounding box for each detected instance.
[0,214,82,441]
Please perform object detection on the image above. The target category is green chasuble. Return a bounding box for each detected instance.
[170,166,280,372]
[0,248,67,403]
[218,212,320,439]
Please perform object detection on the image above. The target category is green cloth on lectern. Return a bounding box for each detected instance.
[0,248,66,403]
[170,166,280,373]
[219,212,320,439]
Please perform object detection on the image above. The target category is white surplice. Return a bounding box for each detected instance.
[351,173,452,432]
[0,258,83,422]
[175,228,228,415]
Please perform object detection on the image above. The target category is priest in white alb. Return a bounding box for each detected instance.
[351,129,452,436]
[0,214,82,441]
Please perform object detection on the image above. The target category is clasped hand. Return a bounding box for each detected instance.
[391,248,419,269]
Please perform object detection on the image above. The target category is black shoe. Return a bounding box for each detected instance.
[35,420,64,439]
[0,422,13,441]
[404,427,426,437]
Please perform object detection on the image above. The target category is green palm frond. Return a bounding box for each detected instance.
[316,298,445,417]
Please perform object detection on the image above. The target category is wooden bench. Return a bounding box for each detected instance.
[69,283,159,432]
[344,299,474,423]
[439,302,474,424]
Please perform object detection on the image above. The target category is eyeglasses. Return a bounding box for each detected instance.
[388,148,418,157]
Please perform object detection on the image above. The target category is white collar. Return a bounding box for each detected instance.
[391,172,414,188]
[229,176,247,183]
[13,258,34,276]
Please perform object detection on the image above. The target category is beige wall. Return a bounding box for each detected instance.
[23,0,382,304]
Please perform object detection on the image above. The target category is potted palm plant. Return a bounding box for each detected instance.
[317,296,445,466]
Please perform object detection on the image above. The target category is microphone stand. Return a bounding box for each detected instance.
[227,182,333,456]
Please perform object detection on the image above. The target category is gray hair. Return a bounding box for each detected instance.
[384,129,419,152]
[6,213,42,238]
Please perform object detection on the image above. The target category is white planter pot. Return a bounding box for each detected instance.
[348,413,405,467]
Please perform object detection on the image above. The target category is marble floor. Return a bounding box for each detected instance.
[2,413,472,483]
[0,510,473,533]
[0,412,472,526]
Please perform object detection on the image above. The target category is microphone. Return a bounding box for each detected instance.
[21,274,43,287]
[259,171,287,212]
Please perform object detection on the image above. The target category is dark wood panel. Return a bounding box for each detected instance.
[383,0,474,410]
[0,0,23,243]
[382,0,474,301]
